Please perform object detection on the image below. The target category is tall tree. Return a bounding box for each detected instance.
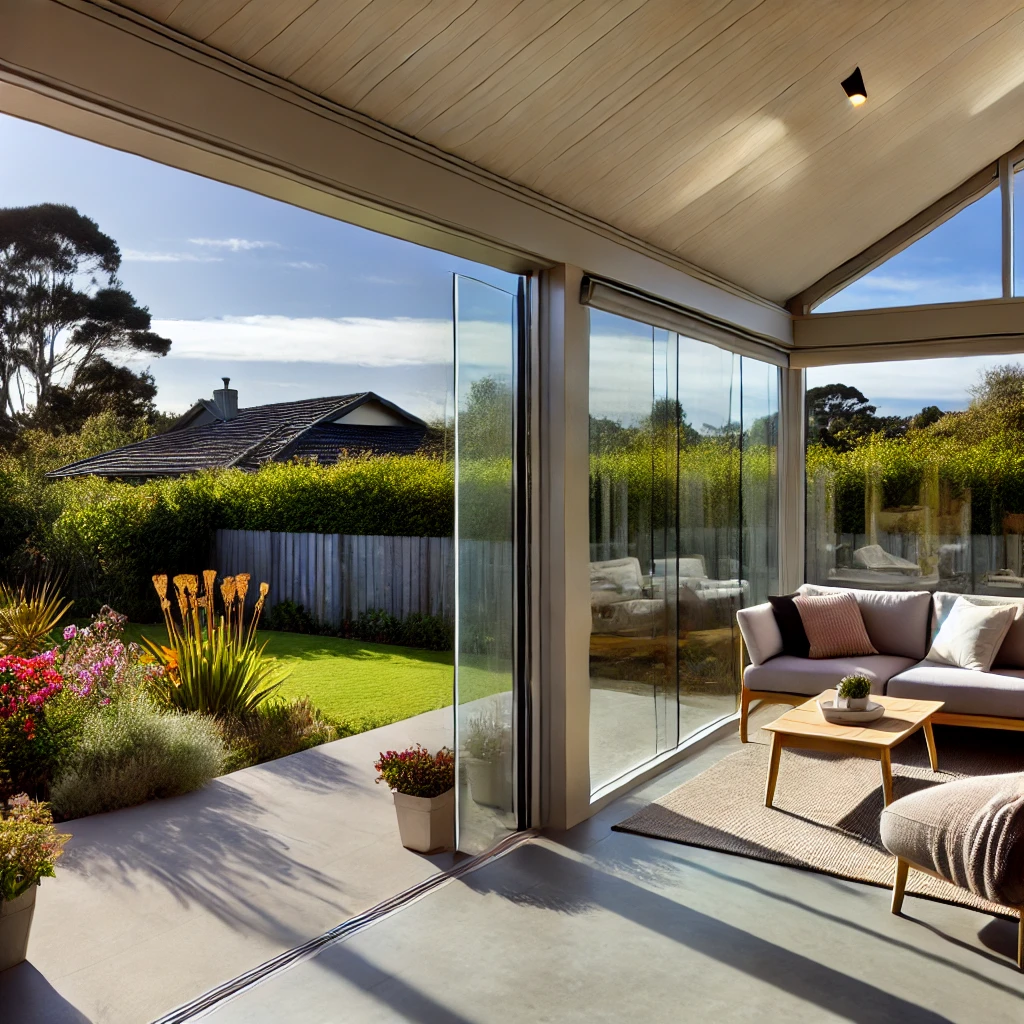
[0,203,170,433]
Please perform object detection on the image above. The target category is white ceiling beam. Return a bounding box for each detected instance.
[790,296,1024,366]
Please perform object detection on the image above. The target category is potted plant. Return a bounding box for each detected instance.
[0,795,68,972]
[464,709,512,811]
[837,674,872,711]
[374,745,454,853]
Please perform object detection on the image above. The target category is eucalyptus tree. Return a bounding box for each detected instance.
[0,203,170,434]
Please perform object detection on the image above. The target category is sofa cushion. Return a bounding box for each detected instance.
[880,772,1024,907]
[794,592,877,659]
[590,557,643,609]
[886,661,1024,718]
[799,584,931,660]
[736,604,783,666]
[768,595,809,657]
[926,598,1016,672]
[744,654,915,696]
[933,591,1024,669]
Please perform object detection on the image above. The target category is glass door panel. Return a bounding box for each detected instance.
[454,275,519,854]
[588,311,668,791]
[675,338,741,742]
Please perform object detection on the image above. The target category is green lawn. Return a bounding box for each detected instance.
[116,623,508,731]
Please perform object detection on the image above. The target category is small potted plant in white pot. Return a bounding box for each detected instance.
[464,709,512,811]
[1,794,68,972]
[837,674,872,711]
[374,745,455,853]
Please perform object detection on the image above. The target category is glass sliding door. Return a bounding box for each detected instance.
[588,310,780,794]
[453,275,523,854]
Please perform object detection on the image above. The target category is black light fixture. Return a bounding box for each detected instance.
[841,66,867,107]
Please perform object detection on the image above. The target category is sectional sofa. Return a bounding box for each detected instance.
[736,584,1024,742]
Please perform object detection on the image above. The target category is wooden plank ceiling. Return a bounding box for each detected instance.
[116,0,1024,304]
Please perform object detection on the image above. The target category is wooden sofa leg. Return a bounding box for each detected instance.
[739,686,752,743]
[891,858,909,915]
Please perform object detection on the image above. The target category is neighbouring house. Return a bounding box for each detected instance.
[48,379,429,479]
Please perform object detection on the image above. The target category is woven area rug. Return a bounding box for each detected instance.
[614,710,1024,917]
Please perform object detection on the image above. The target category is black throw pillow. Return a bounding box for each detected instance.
[768,594,810,658]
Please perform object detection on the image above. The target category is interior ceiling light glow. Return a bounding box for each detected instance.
[841,67,867,106]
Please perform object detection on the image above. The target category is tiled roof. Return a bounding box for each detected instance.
[285,424,427,464]
[47,393,426,478]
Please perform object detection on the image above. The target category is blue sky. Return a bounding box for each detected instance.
[0,112,518,418]
[809,185,1019,417]
[1,111,1018,423]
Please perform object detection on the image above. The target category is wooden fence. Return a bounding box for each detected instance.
[215,530,455,625]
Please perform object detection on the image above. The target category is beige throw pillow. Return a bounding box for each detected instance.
[926,597,1017,672]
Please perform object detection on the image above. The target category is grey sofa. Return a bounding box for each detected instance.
[736,584,1024,742]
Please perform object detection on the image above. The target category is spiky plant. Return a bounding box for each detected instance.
[144,571,286,718]
[0,580,73,656]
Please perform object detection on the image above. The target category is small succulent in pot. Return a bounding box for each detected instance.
[838,674,872,710]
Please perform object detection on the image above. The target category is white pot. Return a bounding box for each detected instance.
[846,696,870,711]
[466,757,513,811]
[392,788,455,853]
[0,883,37,973]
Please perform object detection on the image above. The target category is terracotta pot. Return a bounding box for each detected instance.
[0,884,37,973]
[392,788,454,853]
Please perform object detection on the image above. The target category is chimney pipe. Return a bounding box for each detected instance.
[213,377,238,421]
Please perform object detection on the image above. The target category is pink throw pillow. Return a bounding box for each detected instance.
[793,592,877,659]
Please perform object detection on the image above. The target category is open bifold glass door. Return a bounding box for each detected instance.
[453,274,527,855]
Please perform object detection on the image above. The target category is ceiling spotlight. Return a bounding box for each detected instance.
[841,67,867,106]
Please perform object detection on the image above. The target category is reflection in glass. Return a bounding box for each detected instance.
[588,310,779,793]
[454,276,518,853]
[803,359,1023,596]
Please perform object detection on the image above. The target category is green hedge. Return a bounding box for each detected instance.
[806,430,1024,536]
[4,456,457,621]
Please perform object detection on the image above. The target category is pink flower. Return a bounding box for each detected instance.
[63,624,78,641]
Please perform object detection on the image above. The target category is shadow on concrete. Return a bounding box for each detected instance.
[0,962,93,1024]
[246,743,359,794]
[58,779,351,938]
[463,841,959,1023]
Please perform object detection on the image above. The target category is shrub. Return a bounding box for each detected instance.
[266,599,453,651]
[838,674,871,700]
[464,707,509,761]
[0,580,73,657]
[374,745,454,798]
[144,572,287,717]
[0,652,67,800]
[0,794,68,901]
[40,455,458,621]
[49,693,225,820]
[218,696,339,771]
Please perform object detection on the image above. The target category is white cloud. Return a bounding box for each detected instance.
[816,273,1001,312]
[150,314,460,367]
[122,249,223,263]
[188,237,280,252]
[283,261,326,271]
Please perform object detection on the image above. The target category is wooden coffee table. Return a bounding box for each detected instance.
[761,691,945,808]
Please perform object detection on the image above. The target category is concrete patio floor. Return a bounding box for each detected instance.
[203,716,1024,1024]
[0,707,457,1024]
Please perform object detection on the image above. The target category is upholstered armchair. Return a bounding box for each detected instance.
[880,772,1024,969]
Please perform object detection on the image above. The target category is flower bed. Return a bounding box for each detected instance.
[0,588,343,820]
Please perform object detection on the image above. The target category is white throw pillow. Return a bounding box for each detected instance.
[926,597,1017,672]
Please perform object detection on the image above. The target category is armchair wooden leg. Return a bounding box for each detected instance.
[739,686,752,743]
[891,857,909,915]
[1017,910,1023,971]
